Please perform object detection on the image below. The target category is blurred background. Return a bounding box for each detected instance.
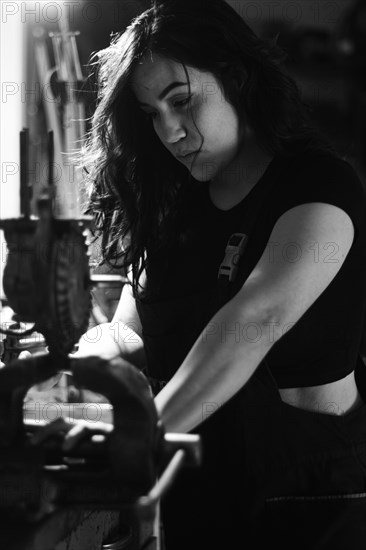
[2,0,366,207]
[48,0,366,171]
[31,0,366,175]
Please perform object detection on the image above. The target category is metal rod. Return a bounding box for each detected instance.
[48,130,54,188]
[70,35,83,81]
[20,128,30,218]
[50,34,64,82]
[137,449,186,514]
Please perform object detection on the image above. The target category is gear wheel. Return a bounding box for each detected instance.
[42,222,91,356]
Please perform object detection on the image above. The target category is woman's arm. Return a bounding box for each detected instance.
[155,202,355,433]
[76,279,146,369]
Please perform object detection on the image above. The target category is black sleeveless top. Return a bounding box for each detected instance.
[135,151,366,388]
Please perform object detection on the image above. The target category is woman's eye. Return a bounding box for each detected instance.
[173,95,192,108]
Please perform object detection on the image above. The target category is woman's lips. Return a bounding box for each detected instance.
[176,150,200,163]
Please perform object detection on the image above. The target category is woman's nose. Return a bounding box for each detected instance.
[159,114,186,144]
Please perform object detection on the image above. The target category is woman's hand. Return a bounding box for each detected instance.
[30,416,113,452]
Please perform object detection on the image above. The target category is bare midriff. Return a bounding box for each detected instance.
[279,371,363,416]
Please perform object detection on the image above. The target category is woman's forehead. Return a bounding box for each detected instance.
[132,55,185,91]
[130,54,212,100]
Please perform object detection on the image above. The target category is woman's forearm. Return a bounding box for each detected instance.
[76,321,146,368]
[154,300,279,433]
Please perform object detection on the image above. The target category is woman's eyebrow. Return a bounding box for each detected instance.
[137,82,189,107]
[158,81,188,100]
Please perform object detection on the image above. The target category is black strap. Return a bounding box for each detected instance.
[214,157,283,308]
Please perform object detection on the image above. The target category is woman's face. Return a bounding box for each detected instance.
[131,54,244,182]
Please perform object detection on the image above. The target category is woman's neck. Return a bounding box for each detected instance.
[209,139,273,211]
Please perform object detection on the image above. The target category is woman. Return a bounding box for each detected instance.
[34,1,366,548]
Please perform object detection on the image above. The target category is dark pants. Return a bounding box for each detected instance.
[162,359,366,549]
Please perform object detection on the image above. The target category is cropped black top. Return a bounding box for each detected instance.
[135,151,366,388]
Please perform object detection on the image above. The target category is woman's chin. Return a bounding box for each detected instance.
[188,163,217,182]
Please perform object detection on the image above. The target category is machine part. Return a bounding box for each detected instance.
[0,352,61,444]
[0,351,201,550]
[0,212,92,357]
[100,524,134,549]
[90,275,128,288]
[33,190,92,356]
[136,449,186,522]
[0,323,37,338]
[1,324,46,365]
[46,220,92,355]
[0,218,39,322]
[70,354,162,498]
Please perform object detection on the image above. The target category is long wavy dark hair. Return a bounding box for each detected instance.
[81,0,331,294]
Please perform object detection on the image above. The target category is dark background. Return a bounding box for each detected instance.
[32,0,366,182]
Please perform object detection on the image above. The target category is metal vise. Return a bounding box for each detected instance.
[0,352,201,549]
